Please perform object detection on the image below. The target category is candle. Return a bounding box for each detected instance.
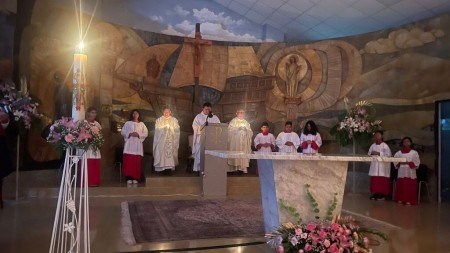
[72,47,87,121]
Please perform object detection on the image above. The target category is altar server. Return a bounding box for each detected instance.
[300,120,322,154]
[393,137,420,205]
[192,102,220,172]
[276,121,300,153]
[85,107,102,186]
[227,109,253,173]
[367,130,392,200]
[254,122,276,153]
[121,109,148,184]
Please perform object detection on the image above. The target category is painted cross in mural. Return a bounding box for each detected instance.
[184,23,212,83]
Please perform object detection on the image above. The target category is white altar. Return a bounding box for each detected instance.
[205,151,406,232]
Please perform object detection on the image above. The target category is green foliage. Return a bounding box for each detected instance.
[279,198,302,224]
[325,193,338,221]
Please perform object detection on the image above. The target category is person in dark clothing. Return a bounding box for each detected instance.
[0,107,13,209]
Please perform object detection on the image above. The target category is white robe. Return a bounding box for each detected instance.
[153,116,180,171]
[276,132,300,153]
[192,112,220,171]
[121,121,148,156]
[300,133,322,154]
[85,120,102,159]
[394,149,420,179]
[227,117,253,173]
[254,133,276,153]
[367,142,392,177]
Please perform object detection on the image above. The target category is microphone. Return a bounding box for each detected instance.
[208,112,213,118]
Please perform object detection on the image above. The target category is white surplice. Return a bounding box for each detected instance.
[394,149,420,179]
[227,117,253,173]
[367,142,392,177]
[192,112,220,171]
[299,133,322,154]
[121,121,148,156]
[85,120,102,159]
[153,116,180,171]
[276,132,300,153]
[254,133,276,153]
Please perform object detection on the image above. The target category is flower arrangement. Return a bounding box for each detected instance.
[266,185,386,253]
[0,80,41,130]
[330,98,382,147]
[47,117,104,154]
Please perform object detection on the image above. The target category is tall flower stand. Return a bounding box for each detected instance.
[49,147,90,253]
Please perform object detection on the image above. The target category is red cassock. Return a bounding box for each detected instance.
[123,154,142,180]
[370,176,391,196]
[87,158,101,186]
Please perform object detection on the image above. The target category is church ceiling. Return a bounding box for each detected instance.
[6,0,450,43]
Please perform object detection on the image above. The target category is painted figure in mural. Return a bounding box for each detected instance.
[153,107,180,175]
[146,55,160,79]
[285,55,301,97]
[276,121,300,153]
[393,137,420,205]
[85,107,102,187]
[192,102,220,172]
[300,120,322,154]
[53,71,72,119]
[121,109,148,184]
[227,109,253,174]
[368,130,392,201]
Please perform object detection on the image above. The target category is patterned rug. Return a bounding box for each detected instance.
[121,199,265,244]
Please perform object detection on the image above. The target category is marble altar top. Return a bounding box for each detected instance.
[205,150,407,162]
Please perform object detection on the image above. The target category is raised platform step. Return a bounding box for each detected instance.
[22,176,261,198]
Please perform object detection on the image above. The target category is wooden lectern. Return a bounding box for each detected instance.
[199,123,228,197]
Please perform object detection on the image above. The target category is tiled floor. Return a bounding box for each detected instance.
[1,193,450,253]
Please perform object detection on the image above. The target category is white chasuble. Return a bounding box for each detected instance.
[153,116,180,171]
[227,117,253,173]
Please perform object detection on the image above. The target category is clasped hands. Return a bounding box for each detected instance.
[129,132,140,138]
[285,141,294,146]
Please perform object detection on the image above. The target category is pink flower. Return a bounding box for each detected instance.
[92,126,100,134]
[328,243,339,253]
[306,223,316,231]
[331,223,340,231]
[305,244,312,251]
[65,134,74,143]
[319,230,327,239]
[295,227,302,236]
[363,237,369,247]
[301,233,308,239]
[298,250,304,253]
[323,239,331,248]
[320,250,326,253]
[276,245,284,253]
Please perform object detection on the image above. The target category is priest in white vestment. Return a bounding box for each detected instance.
[153,108,180,173]
[227,109,253,173]
[192,102,220,172]
[276,121,300,153]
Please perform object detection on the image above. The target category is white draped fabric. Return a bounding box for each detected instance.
[153,116,180,171]
[367,142,392,177]
[227,117,253,173]
[276,132,300,153]
[121,121,148,156]
[192,112,220,171]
